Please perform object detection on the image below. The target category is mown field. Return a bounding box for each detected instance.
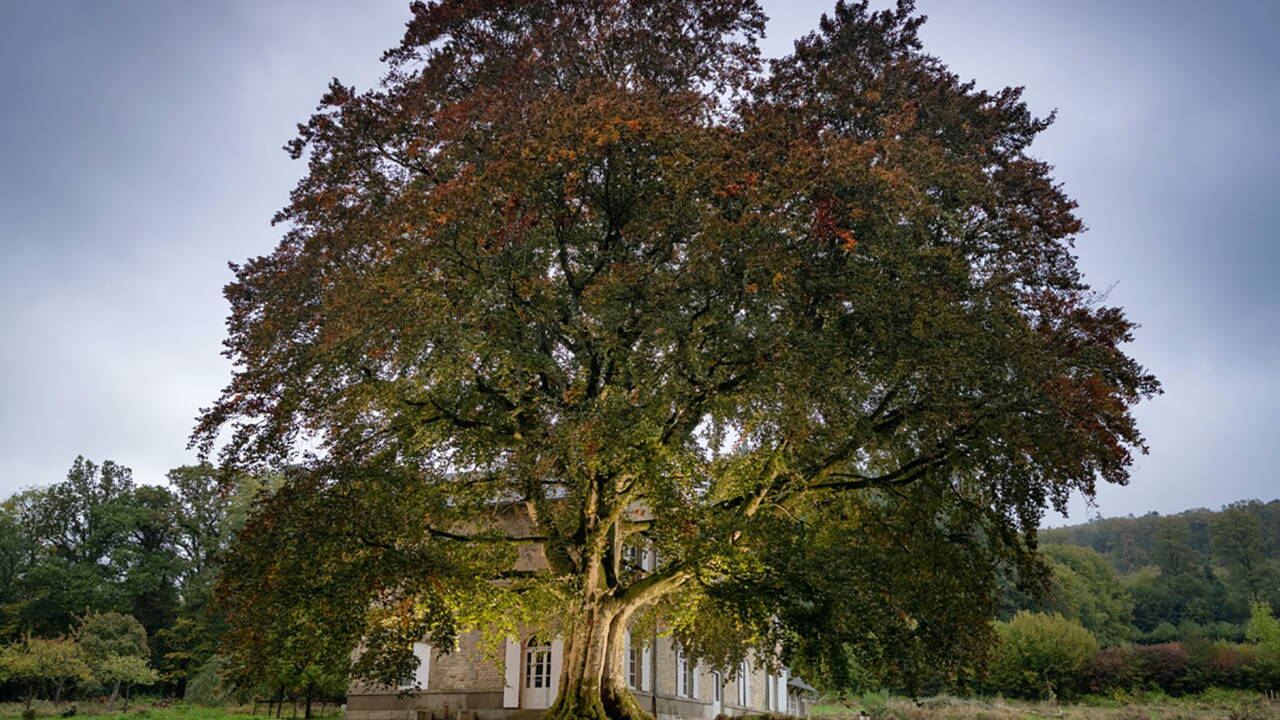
[0,702,341,720]
[811,690,1280,720]
[7,694,1280,720]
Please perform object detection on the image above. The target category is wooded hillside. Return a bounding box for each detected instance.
[1011,500,1280,643]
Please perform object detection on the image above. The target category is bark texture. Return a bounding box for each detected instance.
[544,602,651,720]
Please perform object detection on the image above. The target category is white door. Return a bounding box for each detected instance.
[524,640,555,709]
[711,672,723,717]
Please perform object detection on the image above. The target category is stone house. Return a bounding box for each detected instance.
[346,506,816,720]
[345,628,814,720]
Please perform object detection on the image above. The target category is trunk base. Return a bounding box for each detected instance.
[542,680,652,720]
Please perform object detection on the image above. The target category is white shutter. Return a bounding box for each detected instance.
[624,631,632,688]
[691,661,701,699]
[740,662,750,707]
[778,669,789,714]
[641,643,652,692]
[414,643,432,690]
[550,637,564,702]
[503,637,521,708]
[399,642,431,691]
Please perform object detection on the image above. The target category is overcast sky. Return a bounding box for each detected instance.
[1,1,1276,525]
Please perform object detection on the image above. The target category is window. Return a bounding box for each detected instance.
[622,545,657,572]
[626,633,641,690]
[676,648,694,698]
[525,639,552,689]
[737,661,749,706]
[713,672,723,703]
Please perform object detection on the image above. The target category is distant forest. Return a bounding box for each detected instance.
[0,457,284,705]
[1005,500,1280,646]
[4,454,1280,703]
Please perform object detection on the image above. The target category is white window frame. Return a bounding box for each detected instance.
[626,632,641,690]
[525,640,553,690]
[676,648,695,698]
[737,661,750,707]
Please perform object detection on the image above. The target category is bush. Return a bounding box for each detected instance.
[1208,645,1255,689]
[1133,642,1189,693]
[988,611,1099,700]
[1246,601,1280,691]
[1184,638,1257,692]
[1084,647,1144,694]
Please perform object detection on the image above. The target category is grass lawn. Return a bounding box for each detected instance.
[810,689,1280,719]
[0,701,342,720]
[8,695,1280,720]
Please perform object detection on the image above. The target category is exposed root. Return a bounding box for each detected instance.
[541,682,653,720]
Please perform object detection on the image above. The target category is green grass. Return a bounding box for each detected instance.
[806,690,1280,720]
[0,701,342,720]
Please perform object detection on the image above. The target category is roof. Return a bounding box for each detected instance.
[788,677,819,694]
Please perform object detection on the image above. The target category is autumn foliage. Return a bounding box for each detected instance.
[195,2,1159,718]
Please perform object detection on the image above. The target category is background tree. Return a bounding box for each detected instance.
[988,611,1098,700]
[1129,518,1232,633]
[167,463,234,607]
[0,493,38,639]
[115,484,182,636]
[1213,501,1279,605]
[0,635,94,709]
[1003,544,1133,646]
[14,458,137,635]
[97,654,160,710]
[77,611,151,706]
[154,616,216,699]
[193,1,1157,719]
[0,457,265,699]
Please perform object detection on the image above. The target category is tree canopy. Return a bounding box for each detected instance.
[194,2,1158,718]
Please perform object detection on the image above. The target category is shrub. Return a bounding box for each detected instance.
[1084,647,1143,694]
[1133,643,1189,693]
[988,611,1099,700]
[1246,601,1280,691]
[1187,639,1256,691]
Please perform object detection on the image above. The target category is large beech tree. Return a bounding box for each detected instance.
[197,1,1158,718]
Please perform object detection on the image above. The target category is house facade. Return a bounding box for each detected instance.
[345,505,814,720]
[345,629,813,720]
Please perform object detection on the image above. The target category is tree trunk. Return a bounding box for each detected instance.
[543,602,649,720]
[108,679,121,709]
[305,684,314,719]
[55,677,65,703]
